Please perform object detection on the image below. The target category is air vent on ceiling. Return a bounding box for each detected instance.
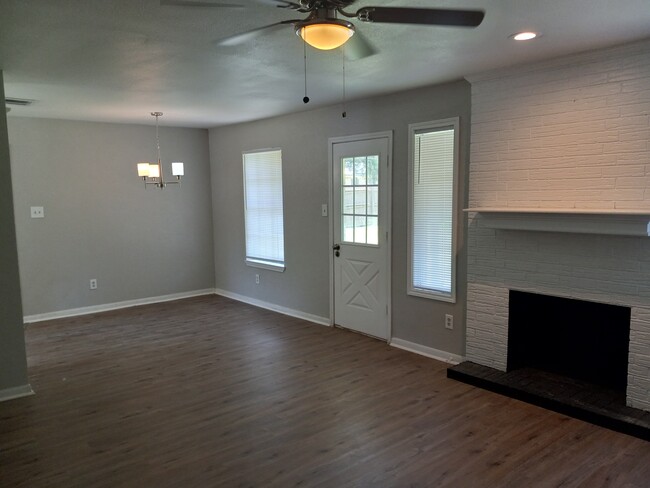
[5,97,35,106]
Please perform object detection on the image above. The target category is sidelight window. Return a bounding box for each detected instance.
[407,118,459,302]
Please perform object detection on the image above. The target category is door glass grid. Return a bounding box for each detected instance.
[342,155,379,245]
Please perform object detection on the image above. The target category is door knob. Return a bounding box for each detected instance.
[333,244,341,250]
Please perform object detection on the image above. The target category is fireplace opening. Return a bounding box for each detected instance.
[507,291,631,392]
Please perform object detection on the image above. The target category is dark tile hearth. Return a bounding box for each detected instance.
[447,361,650,442]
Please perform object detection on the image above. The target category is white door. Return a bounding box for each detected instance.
[331,134,391,340]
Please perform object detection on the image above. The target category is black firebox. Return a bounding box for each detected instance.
[507,290,631,392]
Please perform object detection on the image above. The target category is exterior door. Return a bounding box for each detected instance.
[331,134,391,340]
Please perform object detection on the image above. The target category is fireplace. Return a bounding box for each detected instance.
[447,231,650,440]
[449,212,650,439]
[460,37,650,439]
[507,290,631,392]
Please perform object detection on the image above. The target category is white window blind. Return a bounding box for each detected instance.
[408,119,458,302]
[243,149,285,271]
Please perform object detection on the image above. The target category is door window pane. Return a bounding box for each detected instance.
[343,158,354,185]
[367,187,378,215]
[354,157,366,185]
[343,215,354,242]
[367,156,379,185]
[343,187,354,214]
[367,217,379,245]
[354,187,367,215]
[354,216,367,243]
[341,154,380,245]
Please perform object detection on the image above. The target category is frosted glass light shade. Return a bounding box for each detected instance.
[172,162,184,176]
[137,162,150,177]
[148,164,160,178]
[299,22,354,50]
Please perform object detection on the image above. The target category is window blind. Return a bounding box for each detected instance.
[243,149,285,269]
[410,124,456,299]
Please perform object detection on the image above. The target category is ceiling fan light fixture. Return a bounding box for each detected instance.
[297,20,355,50]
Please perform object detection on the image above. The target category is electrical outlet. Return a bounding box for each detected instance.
[89,279,97,290]
[445,314,453,330]
[30,206,45,218]
[255,274,260,285]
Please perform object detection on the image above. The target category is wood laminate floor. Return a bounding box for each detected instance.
[1,295,649,487]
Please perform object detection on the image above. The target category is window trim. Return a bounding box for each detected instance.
[245,258,285,272]
[242,148,286,273]
[407,117,459,303]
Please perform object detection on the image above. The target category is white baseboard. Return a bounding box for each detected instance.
[390,338,464,365]
[214,288,330,326]
[0,384,34,402]
[23,289,217,324]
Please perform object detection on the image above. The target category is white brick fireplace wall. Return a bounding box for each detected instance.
[465,39,650,411]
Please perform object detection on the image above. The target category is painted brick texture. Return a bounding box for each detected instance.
[467,39,650,411]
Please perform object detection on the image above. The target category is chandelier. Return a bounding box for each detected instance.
[136,112,184,188]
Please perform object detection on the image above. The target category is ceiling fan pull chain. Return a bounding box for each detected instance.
[302,38,310,104]
[341,50,347,118]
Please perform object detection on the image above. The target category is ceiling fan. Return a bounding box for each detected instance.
[161,0,485,60]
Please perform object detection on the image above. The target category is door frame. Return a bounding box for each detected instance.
[328,131,393,340]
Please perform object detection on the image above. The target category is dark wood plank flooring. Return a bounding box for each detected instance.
[1,295,649,487]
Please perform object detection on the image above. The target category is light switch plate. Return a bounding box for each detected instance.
[321,204,328,217]
[30,206,44,218]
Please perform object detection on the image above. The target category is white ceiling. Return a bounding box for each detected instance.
[1,0,649,128]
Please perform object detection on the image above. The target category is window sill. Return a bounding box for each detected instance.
[408,288,456,303]
[246,259,285,272]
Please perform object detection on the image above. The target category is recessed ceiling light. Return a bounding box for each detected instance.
[511,32,538,41]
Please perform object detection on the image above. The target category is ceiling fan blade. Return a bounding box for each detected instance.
[356,7,485,27]
[343,30,377,61]
[161,0,303,8]
[252,0,303,9]
[216,20,297,46]
[160,0,245,7]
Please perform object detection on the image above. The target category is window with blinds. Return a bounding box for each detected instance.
[407,118,458,302]
[243,149,285,271]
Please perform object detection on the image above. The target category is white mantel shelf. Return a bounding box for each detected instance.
[464,208,650,237]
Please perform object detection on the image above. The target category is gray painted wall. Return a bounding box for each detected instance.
[8,117,215,316]
[209,80,470,356]
[0,71,29,391]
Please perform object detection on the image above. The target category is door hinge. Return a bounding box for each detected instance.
[386,304,388,315]
[385,231,388,241]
